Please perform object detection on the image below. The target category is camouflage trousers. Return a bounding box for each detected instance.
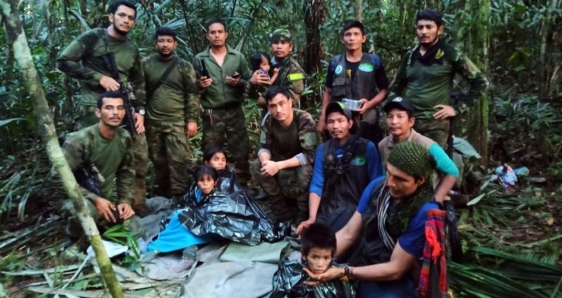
[74,104,149,214]
[414,118,450,149]
[250,159,312,223]
[60,199,142,240]
[202,105,251,185]
[146,121,192,198]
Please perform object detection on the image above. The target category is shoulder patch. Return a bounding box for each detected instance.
[359,63,374,72]
[335,65,343,75]
[288,73,305,81]
[351,156,366,166]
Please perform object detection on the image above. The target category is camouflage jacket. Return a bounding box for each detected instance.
[389,41,488,119]
[143,54,200,124]
[271,55,306,107]
[62,124,135,206]
[57,28,146,109]
[259,109,319,164]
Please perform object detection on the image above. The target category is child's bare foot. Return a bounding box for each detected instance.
[172,258,196,273]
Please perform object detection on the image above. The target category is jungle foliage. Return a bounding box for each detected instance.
[1,0,561,297]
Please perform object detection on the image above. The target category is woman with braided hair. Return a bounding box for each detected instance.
[304,141,439,298]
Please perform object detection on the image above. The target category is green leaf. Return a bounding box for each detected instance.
[0,118,25,127]
[467,192,486,206]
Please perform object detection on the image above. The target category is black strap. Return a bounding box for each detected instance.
[147,57,180,98]
[325,122,366,190]
[444,200,463,263]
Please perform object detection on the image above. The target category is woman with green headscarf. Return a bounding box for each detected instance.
[304,141,439,298]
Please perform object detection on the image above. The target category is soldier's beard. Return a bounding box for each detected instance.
[158,51,174,59]
[113,25,130,37]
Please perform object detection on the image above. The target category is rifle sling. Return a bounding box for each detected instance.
[147,56,180,98]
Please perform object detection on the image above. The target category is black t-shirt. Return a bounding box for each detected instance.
[325,55,390,92]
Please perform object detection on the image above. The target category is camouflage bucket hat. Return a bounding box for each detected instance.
[270,29,293,43]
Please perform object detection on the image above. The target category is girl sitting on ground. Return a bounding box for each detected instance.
[146,166,219,272]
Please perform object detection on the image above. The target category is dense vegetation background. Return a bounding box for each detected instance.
[1,0,561,297]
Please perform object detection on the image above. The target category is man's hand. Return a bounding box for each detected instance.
[94,197,117,223]
[226,76,241,86]
[356,98,370,115]
[302,267,344,286]
[99,76,120,91]
[260,160,279,177]
[134,113,145,134]
[117,203,135,220]
[433,104,456,120]
[186,121,198,138]
[250,70,270,85]
[296,218,316,236]
[200,76,213,88]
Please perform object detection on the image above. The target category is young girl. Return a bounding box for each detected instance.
[250,52,279,110]
[250,51,279,84]
[203,147,227,171]
[203,147,240,193]
[146,166,218,272]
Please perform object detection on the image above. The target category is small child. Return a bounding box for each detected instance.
[193,165,218,198]
[250,51,279,84]
[300,223,336,275]
[146,166,218,272]
[270,223,355,297]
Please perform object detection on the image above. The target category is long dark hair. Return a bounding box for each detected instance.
[193,165,218,182]
[203,147,228,163]
[250,51,271,72]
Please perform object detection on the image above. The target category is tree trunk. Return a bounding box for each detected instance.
[465,0,490,165]
[303,0,326,108]
[538,0,558,99]
[353,0,362,22]
[0,1,124,297]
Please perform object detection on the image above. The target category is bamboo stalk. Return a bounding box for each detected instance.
[0,1,123,297]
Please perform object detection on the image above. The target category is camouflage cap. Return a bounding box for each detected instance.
[270,29,293,43]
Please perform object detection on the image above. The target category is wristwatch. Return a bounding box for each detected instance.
[138,109,146,115]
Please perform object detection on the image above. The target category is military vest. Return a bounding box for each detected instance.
[330,53,381,102]
[319,137,370,215]
[348,181,398,266]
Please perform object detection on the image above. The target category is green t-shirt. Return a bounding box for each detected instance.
[57,28,146,108]
[390,42,488,119]
[260,109,320,163]
[194,46,252,109]
[143,54,200,124]
[63,124,134,205]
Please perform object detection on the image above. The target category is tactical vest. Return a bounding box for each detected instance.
[330,53,381,102]
[348,181,398,266]
[319,138,370,215]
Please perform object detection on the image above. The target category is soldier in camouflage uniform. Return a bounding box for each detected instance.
[57,1,148,213]
[57,1,149,215]
[250,86,320,223]
[251,29,306,108]
[194,18,252,185]
[143,27,200,198]
[389,9,489,148]
[61,92,136,240]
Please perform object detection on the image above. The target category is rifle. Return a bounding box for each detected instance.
[102,53,137,136]
[200,59,209,77]
[73,163,105,196]
[444,91,466,263]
